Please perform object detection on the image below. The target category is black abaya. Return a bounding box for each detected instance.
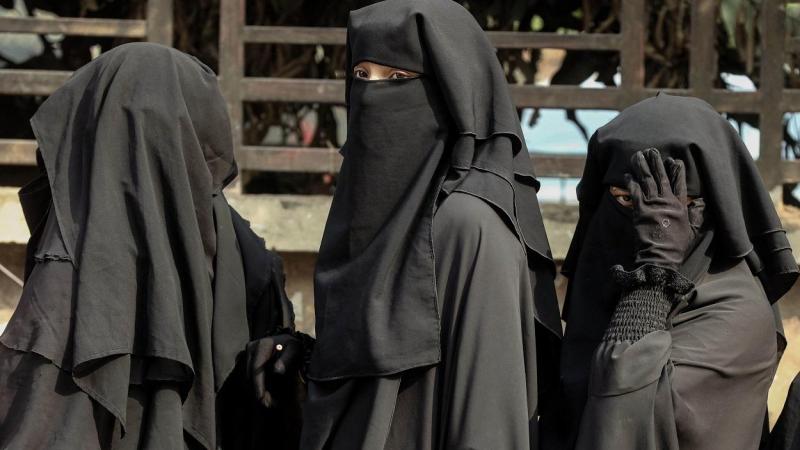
[302,0,561,448]
[302,192,545,449]
[576,257,778,450]
[545,94,798,449]
[0,43,298,449]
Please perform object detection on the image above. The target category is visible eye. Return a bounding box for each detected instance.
[353,67,369,79]
[609,186,634,208]
[615,194,633,207]
[389,70,417,80]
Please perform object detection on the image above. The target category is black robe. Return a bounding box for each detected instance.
[302,0,561,448]
[303,192,549,449]
[576,256,778,450]
[0,42,299,449]
[544,94,798,450]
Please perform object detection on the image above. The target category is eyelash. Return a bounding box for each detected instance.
[614,194,633,208]
[353,68,416,79]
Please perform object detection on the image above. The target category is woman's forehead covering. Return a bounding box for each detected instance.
[594,94,734,195]
[348,0,442,74]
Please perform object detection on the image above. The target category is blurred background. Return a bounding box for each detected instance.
[1,0,800,424]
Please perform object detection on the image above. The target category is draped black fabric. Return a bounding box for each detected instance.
[562,93,798,301]
[311,0,560,382]
[544,93,795,449]
[0,42,295,448]
[218,210,302,450]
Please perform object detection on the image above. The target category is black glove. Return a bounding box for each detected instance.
[605,148,703,343]
[246,333,303,408]
[626,148,695,271]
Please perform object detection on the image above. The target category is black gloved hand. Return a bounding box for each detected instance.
[626,148,694,271]
[245,333,302,408]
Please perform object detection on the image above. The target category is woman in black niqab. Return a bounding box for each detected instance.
[0,43,302,449]
[541,93,798,450]
[301,0,562,449]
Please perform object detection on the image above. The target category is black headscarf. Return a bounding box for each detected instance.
[1,43,251,449]
[550,93,798,448]
[310,0,561,381]
[563,93,798,302]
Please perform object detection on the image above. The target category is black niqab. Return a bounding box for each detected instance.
[311,0,561,381]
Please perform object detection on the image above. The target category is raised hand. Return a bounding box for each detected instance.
[625,148,694,270]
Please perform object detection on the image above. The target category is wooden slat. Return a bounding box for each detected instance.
[219,0,246,192]
[238,146,342,172]
[243,26,346,45]
[0,139,37,165]
[235,145,585,177]
[532,153,586,178]
[242,78,344,103]
[0,69,71,95]
[689,1,717,94]
[243,25,621,50]
[0,16,146,37]
[487,31,620,50]
[704,90,761,112]
[510,85,624,109]
[757,0,785,189]
[779,90,800,111]
[782,160,800,184]
[619,0,646,104]
[146,0,173,45]
[219,0,245,138]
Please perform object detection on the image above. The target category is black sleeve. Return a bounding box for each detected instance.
[576,263,777,450]
[574,264,690,450]
[229,206,295,338]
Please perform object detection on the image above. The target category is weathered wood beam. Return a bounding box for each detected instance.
[242,25,622,50]
[0,69,71,95]
[0,139,36,165]
[0,16,146,37]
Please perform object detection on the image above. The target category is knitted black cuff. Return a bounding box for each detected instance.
[603,264,694,343]
[610,264,694,296]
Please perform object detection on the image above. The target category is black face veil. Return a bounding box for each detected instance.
[310,0,561,381]
[2,43,250,449]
